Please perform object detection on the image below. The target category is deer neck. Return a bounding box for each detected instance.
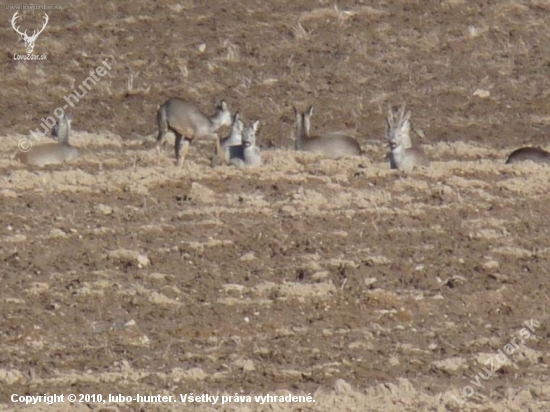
[209,111,227,131]
[57,122,71,145]
[294,115,309,150]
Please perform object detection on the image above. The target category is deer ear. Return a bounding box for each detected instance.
[293,106,303,124]
[234,111,240,122]
[252,120,260,132]
[306,106,314,116]
[219,100,228,110]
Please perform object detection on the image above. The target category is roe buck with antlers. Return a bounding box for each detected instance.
[11,11,49,54]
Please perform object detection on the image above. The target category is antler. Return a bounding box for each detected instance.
[396,102,410,128]
[387,105,395,127]
[397,102,407,121]
[11,12,49,41]
[11,11,26,37]
[28,13,49,41]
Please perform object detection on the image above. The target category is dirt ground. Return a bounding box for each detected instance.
[1,0,550,411]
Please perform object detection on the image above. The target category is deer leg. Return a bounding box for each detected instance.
[174,134,183,166]
[177,137,191,168]
[202,133,221,160]
[156,130,168,165]
[214,136,221,160]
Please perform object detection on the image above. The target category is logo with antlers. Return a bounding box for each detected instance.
[11,11,49,54]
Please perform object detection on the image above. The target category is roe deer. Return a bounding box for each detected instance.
[16,113,79,167]
[505,147,550,164]
[386,103,429,170]
[293,106,362,158]
[156,98,232,166]
[211,110,244,167]
[230,120,262,167]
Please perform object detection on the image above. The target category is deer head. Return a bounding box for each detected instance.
[11,11,49,54]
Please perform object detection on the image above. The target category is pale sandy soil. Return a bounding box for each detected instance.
[1,132,550,411]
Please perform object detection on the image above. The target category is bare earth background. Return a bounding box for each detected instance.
[1,0,550,411]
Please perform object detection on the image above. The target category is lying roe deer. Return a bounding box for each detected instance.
[293,106,362,158]
[16,113,79,167]
[505,147,550,164]
[230,120,262,167]
[386,103,429,170]
[156,98,232,166]
[211,110,244,167]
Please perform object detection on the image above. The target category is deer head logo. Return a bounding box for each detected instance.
[11,11,49,54]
